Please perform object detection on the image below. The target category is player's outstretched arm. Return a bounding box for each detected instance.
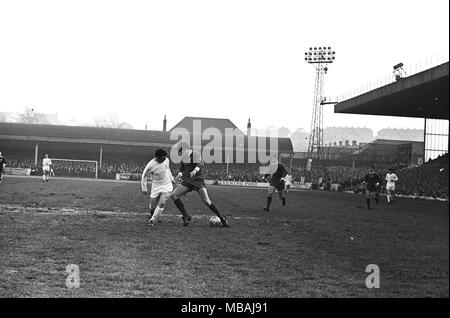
[189,151,204,177]
[190,166,201,177]
[141,162,152,193]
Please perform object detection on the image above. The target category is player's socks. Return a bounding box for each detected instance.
[265,196,272,211]
[150,206,164,223]
[220,215,230,227]
[207,202,221,215]
[174,199,187,216]
[174,199,190,226]
[282,197,286,206]
[366,198,371,209]
[150,208,155,218]
[208,202,229,227]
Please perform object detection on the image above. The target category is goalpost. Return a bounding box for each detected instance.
[49,158,99,179]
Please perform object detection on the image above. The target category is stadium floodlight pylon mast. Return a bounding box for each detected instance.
[305,46,336,161]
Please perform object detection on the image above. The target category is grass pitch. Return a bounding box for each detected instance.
[0,176,448,297]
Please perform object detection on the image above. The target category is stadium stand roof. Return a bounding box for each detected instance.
[170,116,245,135]
[0,122,294,153]
[0,122,172,147]
[169,116,293,153]
[334,62,449,119]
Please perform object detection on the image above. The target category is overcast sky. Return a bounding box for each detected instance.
[0,0,448,134]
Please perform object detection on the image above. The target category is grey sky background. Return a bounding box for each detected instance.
[0,0,448,134]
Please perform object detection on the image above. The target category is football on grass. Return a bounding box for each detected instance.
[209,216,222,227]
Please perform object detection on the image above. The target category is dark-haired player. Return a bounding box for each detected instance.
[170,142,230,227]
[263,157,290,211]
[0,152,6,184]
[141,149,176,227]
[363,165,381,209]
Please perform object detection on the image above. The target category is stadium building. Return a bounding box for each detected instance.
[334,61,449,162]
[0,117,293,180]
[350,139,424,167]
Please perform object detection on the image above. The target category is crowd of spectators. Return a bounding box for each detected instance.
[200,164,265,182]
[100,157,147,179]
[51,160,97,178]
[395,154,448,199]
[1,151,34,169]
[1,149,448,199]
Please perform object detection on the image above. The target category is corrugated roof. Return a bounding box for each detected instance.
[170,116,245,135]
[0,121,293,153]
[0,122,171,145]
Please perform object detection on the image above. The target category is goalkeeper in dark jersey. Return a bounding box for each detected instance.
[263,157,290,212]
[170,141,230,227]
[363,165,381,209]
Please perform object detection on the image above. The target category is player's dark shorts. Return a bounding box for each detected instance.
[182,177,206,192]
[270,180,285,192]
[365,187,379,198]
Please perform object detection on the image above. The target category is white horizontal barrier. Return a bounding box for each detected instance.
[3,167,31,176]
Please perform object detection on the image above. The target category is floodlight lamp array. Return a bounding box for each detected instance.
[304,46,336,64]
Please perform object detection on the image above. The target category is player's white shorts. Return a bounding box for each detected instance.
[43,166,51,172]
[150,183,173,199]
[386,183,396,191]
[285,181,292,192]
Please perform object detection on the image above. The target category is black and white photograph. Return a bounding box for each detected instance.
[0,0,448,303]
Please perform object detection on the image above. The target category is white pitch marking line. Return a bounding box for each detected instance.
[0,204,260,220]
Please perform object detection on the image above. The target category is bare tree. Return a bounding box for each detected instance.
[93,113,133,129]
[291,128,309,152]
[19,107,50,124]
[277,127,292,138]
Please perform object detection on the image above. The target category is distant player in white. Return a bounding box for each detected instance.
[282,174,293,193]
[0,152,6,184]
[141,149,175,227]
[42,154,52,182]
[385,168,399,204]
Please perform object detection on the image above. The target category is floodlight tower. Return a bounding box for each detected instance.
[304,46,336,160]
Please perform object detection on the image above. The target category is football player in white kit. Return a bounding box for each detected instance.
[282,174,293,193]
[0,152,6,184]
[141,149,175,227]
[385,168,399,204]
[42,154,52,182]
